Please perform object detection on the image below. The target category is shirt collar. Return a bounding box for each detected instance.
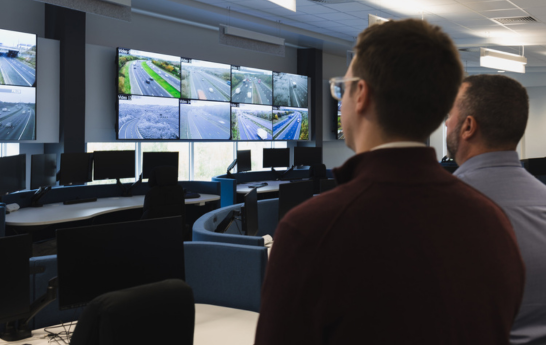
[454,151,522,177]
[371,141,427,151]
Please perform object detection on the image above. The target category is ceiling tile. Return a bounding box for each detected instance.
[463,1,517,12]
[296,5,338,15]
[322,2,375,12]
[350,10,375,19]
[283,13,325,22]
[511,0,546,8]
[314,12,360,21]
[480,8,531,18]
[422,3,477,14]
[333,18,368,27]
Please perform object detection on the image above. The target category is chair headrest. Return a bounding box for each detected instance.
[149,166,178,187]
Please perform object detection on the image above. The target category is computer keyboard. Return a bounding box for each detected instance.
[184,191,201,199]
[248,182,268,189]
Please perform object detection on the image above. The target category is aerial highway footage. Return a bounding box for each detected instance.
[273,107,309,140]
[0,86,36,140]
[231,104,272,140]
[273,73,308,108]
[118,48,181,98]
[181,59,231,102]
[231,66,272,105]
[0,29,36,87]
[118,96,179,140]
[180,100,230,139]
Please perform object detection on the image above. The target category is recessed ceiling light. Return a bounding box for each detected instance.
[267,0,296,12]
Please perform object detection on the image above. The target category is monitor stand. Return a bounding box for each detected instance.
[0,277,58,342]
[30,186,52,207]
[116,174,142,197]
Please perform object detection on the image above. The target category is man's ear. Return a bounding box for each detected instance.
[461,115,478,140]
[355,80,371,114]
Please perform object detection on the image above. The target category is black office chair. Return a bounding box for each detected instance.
[69,279,195,345]
[141,166,188,238]
[309,163,327,194]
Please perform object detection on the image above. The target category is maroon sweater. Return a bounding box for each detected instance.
[255,148,524,345]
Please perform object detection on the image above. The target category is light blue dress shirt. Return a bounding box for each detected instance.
[455,151,546,345]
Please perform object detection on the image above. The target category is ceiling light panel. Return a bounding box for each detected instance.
[463,2,517,12]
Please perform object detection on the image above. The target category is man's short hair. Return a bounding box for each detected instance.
[459,74,528,148]
[353,19,463,141]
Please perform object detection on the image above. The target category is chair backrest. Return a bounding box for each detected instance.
[69,279,194,345]
[141,166,186,222]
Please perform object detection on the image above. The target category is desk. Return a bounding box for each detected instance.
[236,180,291,194]
[5,194,220,227]
[0,304,258,345]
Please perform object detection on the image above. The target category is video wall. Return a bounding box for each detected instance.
[0,28,36,141]
[117,48,309,141]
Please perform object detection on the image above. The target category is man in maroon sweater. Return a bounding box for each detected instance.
[255,19,525,345]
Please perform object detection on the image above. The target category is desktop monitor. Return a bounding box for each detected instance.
[263,148,290,169]
[93,150,135,181]
[30,153,57,190]
[59,152,93,186]
[142,151,179,179]
[0,154,26,195]
[237,150,251,173]
[56,216,185,310]
[241,187,259,236]
[272,72,308,109]
[0,234,32,324]
[521,157,546,176]
[278,181,314,221]
[294,147,322,167]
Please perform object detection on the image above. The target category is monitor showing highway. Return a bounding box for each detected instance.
[231,104,272,140]
[118,95,179,140]
[0,86,36,140]
[273,73,308,109]
[337,101,344,140]
[273,107,309,141]
[118,48,181,98]
[181,59,231,102]
[0,29,36,87]
[180,100,230,140]
[231,66,272,106]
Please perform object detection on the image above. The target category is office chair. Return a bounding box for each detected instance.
[309,163,327,194]
[141,165,188,238]
[69,279,195,345]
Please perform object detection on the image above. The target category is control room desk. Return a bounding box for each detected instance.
[0,304,259,345]
[5,194,220,226]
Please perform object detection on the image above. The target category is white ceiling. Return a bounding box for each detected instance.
[131,0,546,68]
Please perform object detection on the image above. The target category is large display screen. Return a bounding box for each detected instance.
[273,106,308,141]
[181,58,231,102]
[117,48,181,98]
[273,72,308,109]
[0,85,36,140]
[0,29,36,87]
[231,103,272,140]
[231,66,272,105]
[118,95,180,140]
[179,100,230,140]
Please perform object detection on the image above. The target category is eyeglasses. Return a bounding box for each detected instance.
[329,76,361,101]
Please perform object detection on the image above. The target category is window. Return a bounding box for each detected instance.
[0,143,19,157]
[193,142,234,181]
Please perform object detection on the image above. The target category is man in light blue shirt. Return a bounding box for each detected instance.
[446,74,546,345]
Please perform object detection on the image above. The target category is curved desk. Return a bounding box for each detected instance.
[6,194,220,227]
[236,180,291,194]
[0,304,258,345]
